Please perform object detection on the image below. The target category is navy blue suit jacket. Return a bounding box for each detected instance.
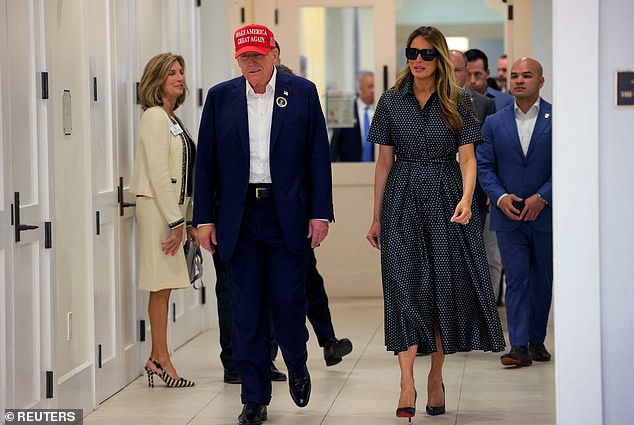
[486,86,514,112]
[193,72,334,261]
[330,100,362,162]
[477,98,552,232]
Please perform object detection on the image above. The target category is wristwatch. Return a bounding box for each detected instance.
[536,193,548,205]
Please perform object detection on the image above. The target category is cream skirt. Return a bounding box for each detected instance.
[135,196,190,292]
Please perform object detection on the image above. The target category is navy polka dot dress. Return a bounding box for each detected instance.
[368,77,505,354]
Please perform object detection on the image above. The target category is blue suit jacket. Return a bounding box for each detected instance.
[486,86,514,112]
[477,98,552,232]
[193,72,334,261]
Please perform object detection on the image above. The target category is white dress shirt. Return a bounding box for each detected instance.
[246,67,277,183]
[515,99,540,156]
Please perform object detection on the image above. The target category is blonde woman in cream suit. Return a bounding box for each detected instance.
[131,52,196,388]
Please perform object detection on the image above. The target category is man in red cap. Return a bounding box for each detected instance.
[194,24,333,425]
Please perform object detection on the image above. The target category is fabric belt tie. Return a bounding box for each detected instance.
[396,156,454,164]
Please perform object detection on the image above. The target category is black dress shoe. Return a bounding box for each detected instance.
[500,346,533,367]
[238,403,267,425]
[529,343,552,362]
[224,369,242,384]
[323,337,353,366]
[288,365,311,407]
[271,362,287,382]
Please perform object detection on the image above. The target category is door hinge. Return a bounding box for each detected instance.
[508,5,513,20]
[98,344,103,368]
[198,88,203,107]
[46,371,54,398]
[140,319,146,342]
[196,0,201,6]
[201,285,206,305]
[172,302,176,322]
[383,65,389,92]
[44,221,52,249]
[240,7,245,23]
[136,82,140,104]
[93,77,98,102]
[274,9,278,25]
[41,72,49,99]
[96,211,101,235]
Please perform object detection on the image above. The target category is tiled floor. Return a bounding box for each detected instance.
[84,299,555,425]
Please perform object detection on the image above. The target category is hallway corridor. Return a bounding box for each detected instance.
[84,299,555,425]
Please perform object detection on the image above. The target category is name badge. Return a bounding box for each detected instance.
[170,123,183,136]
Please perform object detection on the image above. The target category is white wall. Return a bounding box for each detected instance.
[553,0,634,423]
[598,0,634,422]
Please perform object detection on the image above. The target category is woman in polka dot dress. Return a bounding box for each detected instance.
[366,26,505,419]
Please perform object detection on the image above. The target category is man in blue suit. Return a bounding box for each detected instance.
[330,71,375,162]
[477,57,552,368]
[193,24,334,425]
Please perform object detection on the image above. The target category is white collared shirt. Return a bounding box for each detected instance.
[514,99,540,156]
[246,67,277,183]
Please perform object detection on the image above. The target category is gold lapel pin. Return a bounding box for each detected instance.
[276,96,287,108]
[545,113,550,119]
[283,90,289,96]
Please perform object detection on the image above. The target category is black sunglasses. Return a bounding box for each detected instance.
[405,47,436,61]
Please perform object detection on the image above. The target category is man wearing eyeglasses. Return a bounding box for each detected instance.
[194,24,333,425]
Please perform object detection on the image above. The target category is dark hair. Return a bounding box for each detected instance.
[487,77,499,91]
[465,48,489,70]
[274,40,280,55]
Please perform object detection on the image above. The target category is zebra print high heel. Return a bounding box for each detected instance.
[144,357,162,387]
[149,359,195,388]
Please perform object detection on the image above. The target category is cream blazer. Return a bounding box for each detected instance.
[130,106,193,228]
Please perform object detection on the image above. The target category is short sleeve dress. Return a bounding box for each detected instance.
[367,76,505,354]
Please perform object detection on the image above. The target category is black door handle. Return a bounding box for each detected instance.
[118,176,136,216]
[14,192,39,243]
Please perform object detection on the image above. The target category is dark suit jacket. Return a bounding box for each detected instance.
[463,88,497,216]
[477,98,552,232]
[465,88,496,126]
[330,99,363,162]
[193,71,334,261]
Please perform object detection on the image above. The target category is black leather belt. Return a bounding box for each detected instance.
[248,184,273,199]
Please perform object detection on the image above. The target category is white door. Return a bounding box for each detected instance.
[89,0,143,402]
[113,0,146,385]
[1,0,55,410]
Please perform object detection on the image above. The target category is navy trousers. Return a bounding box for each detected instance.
[212,253,235,373]
[271,249,336,360]
[228,193,310,405]
[496,223,553,347]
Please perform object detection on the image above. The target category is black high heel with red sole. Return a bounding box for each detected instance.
[426,382,445,416]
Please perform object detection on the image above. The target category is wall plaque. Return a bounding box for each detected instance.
[616,70,634,107]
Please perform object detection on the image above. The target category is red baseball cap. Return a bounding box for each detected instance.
[234,24,276,58]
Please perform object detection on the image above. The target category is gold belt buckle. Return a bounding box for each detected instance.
[255,188,263,198]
